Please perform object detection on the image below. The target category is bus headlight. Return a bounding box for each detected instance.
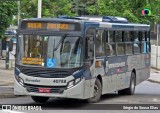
[67,80,74,89]
[67,77,82,89]
[14,67,24,86]
[15,75,24,86]
[75,78,81,84]
[19,77,24,86]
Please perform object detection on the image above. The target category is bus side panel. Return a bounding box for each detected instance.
[83,63,97,99]
[117,73,127,90]
[83,79,92,99]
[141,54,150,81]
[125,72,132,88]
[127,54,150,85]
[102,74,117,94]
[102,76,112,94]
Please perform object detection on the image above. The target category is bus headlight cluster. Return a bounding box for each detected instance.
[15,67,24,86]
[67,77,82,89]
[15,75,24,86]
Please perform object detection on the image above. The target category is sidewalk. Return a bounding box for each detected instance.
[0,60,15,98]
[0,59,160,98]
[148,68,160,83]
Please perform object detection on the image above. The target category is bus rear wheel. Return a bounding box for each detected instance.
[31,96,49,103]
[118,72,136,95]
[87,79,102,103]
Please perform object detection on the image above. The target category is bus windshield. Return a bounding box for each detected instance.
[17,35,83,68]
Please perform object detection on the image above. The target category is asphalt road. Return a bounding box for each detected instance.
[0,81,160,113]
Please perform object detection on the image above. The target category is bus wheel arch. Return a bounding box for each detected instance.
[97,75,102,87]
[87,75,102,103]
[132,69,136,85]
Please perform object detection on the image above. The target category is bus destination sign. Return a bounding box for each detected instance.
[21,21,81,31]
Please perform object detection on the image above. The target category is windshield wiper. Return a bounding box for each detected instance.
[53,34,67,51]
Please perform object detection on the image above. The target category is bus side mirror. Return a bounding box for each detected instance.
[9,39,13,51]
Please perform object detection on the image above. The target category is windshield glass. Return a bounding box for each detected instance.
[17,35,83,68]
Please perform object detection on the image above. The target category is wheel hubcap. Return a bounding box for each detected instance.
[131,78,135,93]
[94,84,99,97]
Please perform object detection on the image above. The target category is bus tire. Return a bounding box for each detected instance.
[118,72,136,95]
[31,96,49,103]
[87,79,102,103]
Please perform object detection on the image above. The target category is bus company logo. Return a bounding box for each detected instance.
[25,78,40,82]
[109,62,126,69]
[53,79,66,83]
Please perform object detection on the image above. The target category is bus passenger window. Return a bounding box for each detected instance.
[106,31,116,56]
[146,31,150,52]
[95,30,105,57]
[115,31,122,42]
[106,43,116,56]
[124,31,130,42]
[133,31,140,54]
[126,43,133,54]
[117,43,125,55]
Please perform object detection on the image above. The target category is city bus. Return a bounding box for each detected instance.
[14,16,150,103]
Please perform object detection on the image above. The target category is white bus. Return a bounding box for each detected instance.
[14,16,150,103]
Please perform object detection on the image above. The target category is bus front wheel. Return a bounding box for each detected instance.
[118,72,136,95]
[87,79,102,103]
[31,96,49,103]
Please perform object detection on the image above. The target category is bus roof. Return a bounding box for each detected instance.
[20,16,150,31]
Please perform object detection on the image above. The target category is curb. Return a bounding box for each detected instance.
[0,93,16,99]
[0,86,15,99]
[147,79,160,84]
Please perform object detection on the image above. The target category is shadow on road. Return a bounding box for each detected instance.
[23,93,126,110]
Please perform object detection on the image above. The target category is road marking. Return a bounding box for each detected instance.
[3,110,26,113]
[152,98,158,102]
[0,86,14,88]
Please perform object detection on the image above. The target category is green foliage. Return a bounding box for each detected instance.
[0,1,18,39]
[1,0,159,39]
[20,0,160,24]
[0,0,159,39]
[21,0,74,18]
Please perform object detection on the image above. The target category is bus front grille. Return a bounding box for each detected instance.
[22,69,69,78]
[16,64,82,78]
[25,84,66,94]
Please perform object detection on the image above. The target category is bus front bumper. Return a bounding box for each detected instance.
[14,77,85,99]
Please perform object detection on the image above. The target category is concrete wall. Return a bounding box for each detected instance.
[151,45,160,69]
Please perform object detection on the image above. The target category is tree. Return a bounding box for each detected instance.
[20,0,73,19]
[19,0,160,24]
[0,1,18,39]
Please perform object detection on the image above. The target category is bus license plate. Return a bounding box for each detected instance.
[38,88,51,93]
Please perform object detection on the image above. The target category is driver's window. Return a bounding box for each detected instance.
[86,36,94,59]
[85,27,95,60]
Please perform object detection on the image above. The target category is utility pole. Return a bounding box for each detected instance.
[17,1,20,25]
[38,0,42,18]
[156,8,160,69]
[156,24,159,68]
[5,40,9,69]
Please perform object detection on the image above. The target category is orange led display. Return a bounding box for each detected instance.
[47,23,69,30]
[22,58,44,65]
[27,23,42,29]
